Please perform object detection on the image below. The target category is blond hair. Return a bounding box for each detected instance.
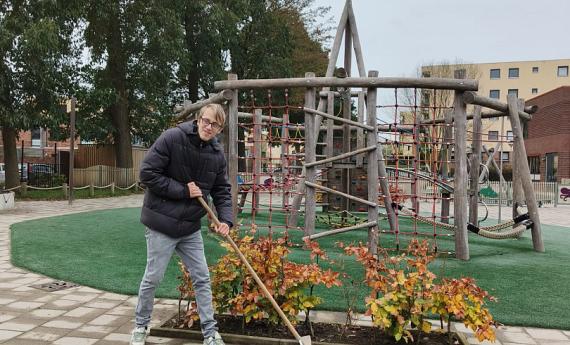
[198,104,226,128]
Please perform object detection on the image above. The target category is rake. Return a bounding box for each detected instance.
[197,196,312,345]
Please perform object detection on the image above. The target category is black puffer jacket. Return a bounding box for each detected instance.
[140,121,233,238]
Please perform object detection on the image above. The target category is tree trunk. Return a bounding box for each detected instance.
[2,126,20,189]
[107,5,133,169]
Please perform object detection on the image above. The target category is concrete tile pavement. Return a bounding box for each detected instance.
[0,195,568,344]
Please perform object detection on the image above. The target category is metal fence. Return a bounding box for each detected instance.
[409,178,560,207]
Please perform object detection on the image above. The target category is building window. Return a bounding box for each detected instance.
[532,66,539,73]
[506,130,513,141]
[508,89,518,98]
[31,128,41,147]
[422,71,431,78]
[545,153,558,182]
[489,90,500,99]
[490,69,500,79]
[557,66,568,77]
[454,68,466,79]
[508,68,519,78]
[528,156,540,181]
[532,88,538,94]
[501,152,510,162]
[488,131,499,141]
[528,156,540,174]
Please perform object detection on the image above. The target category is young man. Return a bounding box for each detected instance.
[131,104,233,345]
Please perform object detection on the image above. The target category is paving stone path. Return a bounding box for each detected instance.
[0,195,568,344]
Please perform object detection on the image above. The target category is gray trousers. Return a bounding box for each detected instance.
[135,227,217,338]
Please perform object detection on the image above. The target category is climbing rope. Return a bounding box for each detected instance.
[394,203,531,239]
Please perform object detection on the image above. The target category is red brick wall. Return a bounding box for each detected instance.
[525,87,570,182]
[0,129,71,164]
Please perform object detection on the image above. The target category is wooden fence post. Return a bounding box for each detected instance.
[20,182,27,197]
[453,91,469,260]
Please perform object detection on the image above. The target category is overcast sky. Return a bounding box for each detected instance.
[313,0,570,77]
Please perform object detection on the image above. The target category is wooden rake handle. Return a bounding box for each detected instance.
[196,197,305,343]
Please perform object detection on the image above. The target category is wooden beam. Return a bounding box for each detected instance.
[304,107,374,131]
[326,92,334,169]
[440,110,453,224]
[174,89,234,121]
[303,221,378,241]
[356,92,365,167]
[346,0,366,77]
[453,91,470,260]
[366,71,380,255]
[214,77,478,91]
[304,145,377,168]
[463,91,535,119]
[227,75,239,223]
[507,95,544,252]
[469,106,482,225]
[305,181,376,207]
[304,72,317,237]
[238,112,282,123]
[252,109,262,213]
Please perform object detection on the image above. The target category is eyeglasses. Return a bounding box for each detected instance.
[200,118,223,131]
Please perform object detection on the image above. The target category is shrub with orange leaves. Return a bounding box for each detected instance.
[342,239,496,343]
[177,229,341,328]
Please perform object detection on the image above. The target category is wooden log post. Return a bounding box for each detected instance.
[341,89,352,211]
[356,92,365,167]
[326,92,335,169]
[512,99,526,216]
[324,92,334,213]
[227,74,239,223]
[252,109,262,214]
[366,71,380,255]
[304,72,317,237]
[440,110,453,223]
[453,91,469,260]
[281,107,290,212]
[469,106,482,225]
[507,95,544,252]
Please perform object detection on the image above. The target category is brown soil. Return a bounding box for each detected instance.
[163,314,462,345]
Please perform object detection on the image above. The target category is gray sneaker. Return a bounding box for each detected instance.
[130,326,148,345]
[203,331,225,345]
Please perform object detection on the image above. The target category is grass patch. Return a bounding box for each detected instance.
[10,208,570,329]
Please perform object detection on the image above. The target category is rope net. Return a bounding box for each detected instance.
[232,86,527,252]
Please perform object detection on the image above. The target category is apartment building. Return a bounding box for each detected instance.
[421,58,570,170]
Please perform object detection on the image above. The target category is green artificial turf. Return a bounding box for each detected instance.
[10,208,570,330]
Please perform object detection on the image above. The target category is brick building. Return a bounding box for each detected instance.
[0,128,71,164]
[525,86,570,182]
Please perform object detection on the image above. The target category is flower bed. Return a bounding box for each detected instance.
[151,314,468,345]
